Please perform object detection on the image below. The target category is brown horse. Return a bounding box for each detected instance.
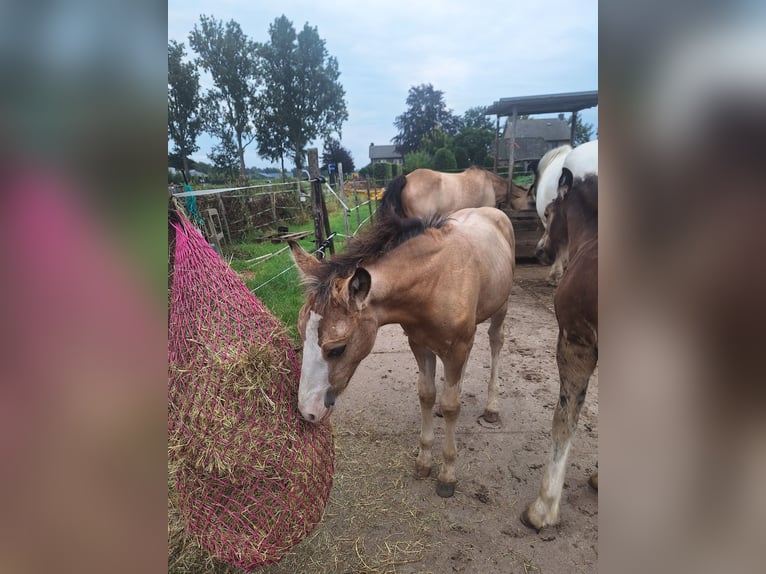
[522,171,598,530]
[289,186,515,498]
[382,167,533,218]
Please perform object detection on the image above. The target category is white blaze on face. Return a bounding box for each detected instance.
[298,310,331,422]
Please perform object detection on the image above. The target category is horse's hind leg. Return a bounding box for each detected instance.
[482,301,508,424]
[409,338,437,479]
[522,334,597,530]
[436,339,473,498]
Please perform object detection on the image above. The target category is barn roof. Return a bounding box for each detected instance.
[503,118,571,140]
[486,90,598,116]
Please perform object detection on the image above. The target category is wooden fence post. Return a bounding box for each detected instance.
[308,148,334,258]
[338,162,350,238]
[216,193,232,243]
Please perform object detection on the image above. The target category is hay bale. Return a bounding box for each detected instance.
[168,213,334,571]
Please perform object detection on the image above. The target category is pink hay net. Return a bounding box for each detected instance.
[168,212,334,570]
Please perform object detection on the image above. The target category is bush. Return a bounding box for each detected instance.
[454,146,469,169]
[372,162,393,182]
[404,151,432,173]
[432,148,457,172]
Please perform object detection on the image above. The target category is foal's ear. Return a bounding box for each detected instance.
[558,167,574,198]
[348,267,371,307]
[289,240,320,281]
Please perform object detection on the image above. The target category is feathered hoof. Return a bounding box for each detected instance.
[436,481,456,498]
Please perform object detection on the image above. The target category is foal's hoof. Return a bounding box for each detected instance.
[433,404,443,418]
[478,410,501,429]
[482,410,499,423]
[415,464,432,479]
[436,481,456,498]
[519,509,542,533]
[588,473,598,491]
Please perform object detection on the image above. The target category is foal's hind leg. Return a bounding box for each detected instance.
[522,334,597,530]
[436,339,473,497]
[482,301,508,424]
[408,338,437,479]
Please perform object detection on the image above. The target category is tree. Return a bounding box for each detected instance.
[322,138,355,174]
[419,126,453,156]
[189,15,260,180]
[256,15,348,172]
[207,126,240,183]
[568,113,595,146]
[461,106,494,131]
[168,41,203,178]
[432,148,457,172]
[392,84,461,155]
[403,151,432,172]
[453,127,495,167]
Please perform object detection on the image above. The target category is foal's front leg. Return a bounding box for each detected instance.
[522,334,597,529]
[408,338,437,478]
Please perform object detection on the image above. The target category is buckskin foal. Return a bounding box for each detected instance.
[289,196,515,498]
[383,167,534,218]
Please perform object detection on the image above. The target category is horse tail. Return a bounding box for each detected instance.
[380,174,408,218]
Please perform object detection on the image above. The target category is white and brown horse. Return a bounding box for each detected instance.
[382,167,533,218]
[523,171,598,530]
[532,145,572,285]
[289,184,515,498]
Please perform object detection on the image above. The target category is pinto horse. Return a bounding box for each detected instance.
[382,167,533,218]
[523,172,598,531]
[289,186,515,498]
[532,145,572,285]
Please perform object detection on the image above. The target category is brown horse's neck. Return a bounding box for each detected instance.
[564,192,597,259]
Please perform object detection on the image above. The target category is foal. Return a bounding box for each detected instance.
[384,168,533,219]
[289,201,515,498]
[523,172,598,530]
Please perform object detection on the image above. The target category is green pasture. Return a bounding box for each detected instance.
[226,199,372,342]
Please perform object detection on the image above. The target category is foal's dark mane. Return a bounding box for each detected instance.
[309,179,447,303]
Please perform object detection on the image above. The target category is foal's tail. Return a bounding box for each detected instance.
[379,175,408,218]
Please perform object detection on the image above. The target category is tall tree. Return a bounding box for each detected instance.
[453,127,495,167]
[392,84,462,155]
[256,15,348,172]
[461,106,494,131]
[168,40,203,178]
[189,15,259,180]
[322,138,355,173]
[208,126,240,182]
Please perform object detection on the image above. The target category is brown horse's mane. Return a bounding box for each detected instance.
[308,182,448,304]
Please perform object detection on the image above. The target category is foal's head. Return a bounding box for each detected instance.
[289,242,378,422]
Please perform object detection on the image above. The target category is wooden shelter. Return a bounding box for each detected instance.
[486,90,597,259]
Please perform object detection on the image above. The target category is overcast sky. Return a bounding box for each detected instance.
[168,0,598,171]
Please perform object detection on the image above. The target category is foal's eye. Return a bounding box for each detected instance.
[327,345,347,358]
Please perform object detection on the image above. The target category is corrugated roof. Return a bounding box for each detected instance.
[486,90,598,116]
[504,118,571,140]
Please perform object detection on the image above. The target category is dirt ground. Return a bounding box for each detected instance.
[258,262,598,574]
